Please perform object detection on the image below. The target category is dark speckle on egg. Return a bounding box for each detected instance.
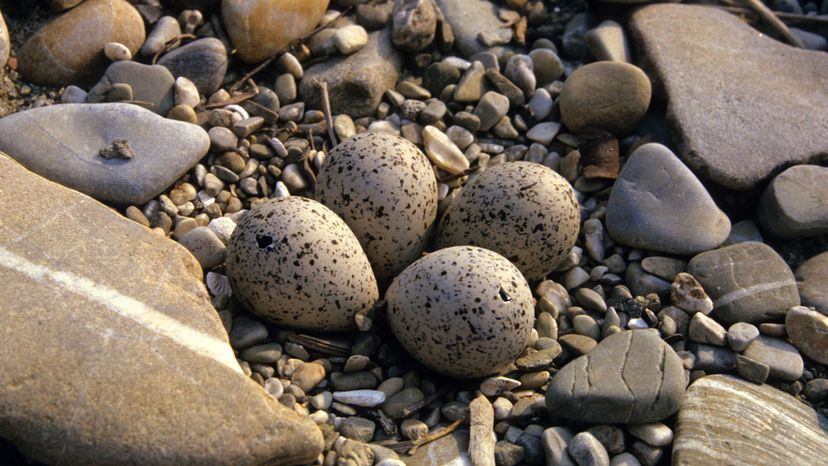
[316,131,438,287]
[435,161,581,281]
[386,246,535,378]
[225,196,379,332]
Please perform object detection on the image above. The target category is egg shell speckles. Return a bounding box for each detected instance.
[386,246,535,378]
[435,161,580,281]
[316,131,438,286]
[225,196,379,331]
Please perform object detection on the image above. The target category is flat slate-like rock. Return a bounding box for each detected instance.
[0,103,209,205]
[757,165,828,238]
[688,242,800,326]
[299,29,401,118]
[673,375,828,465]
[545,330,686,424]
[796,251,828,315]
[606,143,730,255]
[0,152,323,466]
[629,4,828,191]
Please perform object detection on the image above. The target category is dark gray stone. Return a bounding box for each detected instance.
[0,152,323,466]
[158,38,228,96]
[796,251,828,315]
[340,417,376,443]
[299,29,401,118]
[757,165,828,238]
[87,61,175,115]
[0,103,210,205]
[673,375,828,465]
[689,343,737,373]
[545,330,686,424]
[629,4,828,191]
[606,143,730,255]
[687,242,800,325]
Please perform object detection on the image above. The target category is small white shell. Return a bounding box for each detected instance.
[206,271,232,299]
[224,104,249,120]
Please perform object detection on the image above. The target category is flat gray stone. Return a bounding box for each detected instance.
[629,4,828,191]
[0,152,323,465]
[158,37,228,96]
[299,29,401,118]
[0,103,210,205]
[545,330,686,424]
[795,251,828,315]
[687,242,800,325]
[673,375,828,465]
[436,0,512,58]
[606,143,731,255]
[87,61,176,115]
[758,165,828,238]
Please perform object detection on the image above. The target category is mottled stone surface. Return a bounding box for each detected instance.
[435,0,511,58]
[18,0,145,86]
[629,4,828,190]
[405,429,472,466]
[606,143,730,255]
[0,103,209,205]
[786,306,828,364]
[673,375,828,465]
[545,330,686,424]
[796,252,828,315]
[0,152,323,466]
[687,242,800,325]
[757,165,828,238]
[299,29,401,117]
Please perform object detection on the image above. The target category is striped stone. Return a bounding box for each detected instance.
[0,153,322,465]
[688,242,800,325]
[674,375,828,465]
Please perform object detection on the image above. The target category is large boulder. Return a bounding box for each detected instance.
[0,152,323,465]
[629,4,828,191]
[18,0,146,86]
[673,375,828,465]
[0,103,209,205]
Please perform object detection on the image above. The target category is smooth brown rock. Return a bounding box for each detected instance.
[18,0,145,86]
[673,375,828,465]
[629,4,828,191]
[785,306,828,364]
[559,61,651,136]
[796,252,828,315]
[222,0,329,63]
[0,152,323,466]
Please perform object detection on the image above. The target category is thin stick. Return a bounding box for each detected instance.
[401,385,452,418]
[380,420,464,454]
[319,81,338,147]
[718,5,828,25]
[740,0,805,47]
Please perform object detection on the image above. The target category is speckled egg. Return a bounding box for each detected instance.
[386,246,535,378]
[434,161,580,281]
[225,196,379,331]
[316,131,438,286]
